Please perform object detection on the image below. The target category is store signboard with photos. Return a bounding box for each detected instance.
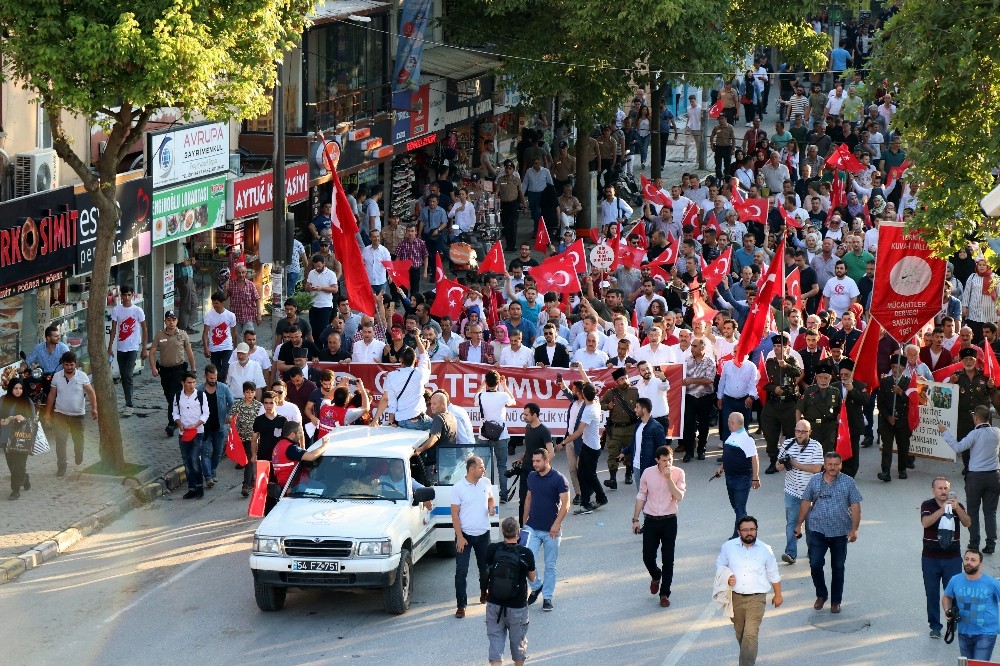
[152,175,227,246]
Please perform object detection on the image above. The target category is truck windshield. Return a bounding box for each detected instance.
[287,456,410,501]
[422,446,496,486]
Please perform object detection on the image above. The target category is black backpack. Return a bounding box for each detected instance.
[488,544,524,604]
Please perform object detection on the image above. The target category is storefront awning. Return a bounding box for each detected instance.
[309,0,389,25]
[420,46,499,81]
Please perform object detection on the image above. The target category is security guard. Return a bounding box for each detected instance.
[877,354,911,481]
[832,358,868,478]
[496,160,527,249]
[796,360,841,453]
[148,310,197,436]
[762,333,801,474]
[952,346,995,473]
[600,367,639,489]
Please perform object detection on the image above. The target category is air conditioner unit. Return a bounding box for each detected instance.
[14,148,58,198]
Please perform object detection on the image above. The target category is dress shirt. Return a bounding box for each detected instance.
[962,273,1000,323]
[801,472,863,537]
[384,355,431,421]
[499,345,534,367]
[716,539,781,595]
[172,389,211,433]
[465,342,484,364]
[636,464,686,517]
[449,403,476,446]
[352,338,386,363]
[685,356,717,398]
[637,376,670,418]
[635,343,675,367]
[521,167,554,193]
[27,342,71,374]
[600,197,633,225]
[361,243,391,285]
[943,425,1000,472]
[575,349,610,370]
[226,359,266,397]
[717,359,760,400]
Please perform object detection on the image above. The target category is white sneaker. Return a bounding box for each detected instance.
[745,122,753,127]
[122,406,133,417]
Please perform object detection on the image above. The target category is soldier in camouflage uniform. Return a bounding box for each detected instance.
[796,361,841,454]
[600,367,639,489]
[762,333,802,474]
[952,346,995,473]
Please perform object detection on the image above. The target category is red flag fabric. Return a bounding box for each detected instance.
[626,221,649,250]
[716,352,734,376]
[984,339,1000,381]
[885,159,914,189]
[430,277,469,320]
[329,166,377,316]
[862,199,871,227]
[532,256,581,295]
[830,171,846,209]
[703,246,733,296]
[730,178,745,205]
[756,355,769,407]
[618,244,646,270]
[906,387,921,431]
[734,239,785,365]
[654,233,680,266]
[647,263,671,283]
[826,144,864,174]
[778,204,803,229]
[835,401,853,461]
[247,460,271,518]
[640,174,671,207]
[703,216,723,237]
[435,259,445,285]
[734,198,770,224]
[381,260,412,290]
[631,307,639,331]
[535,217,551,252]
[933,361,964,383]
[552,238,588,275]
[479,241,505,273]
[681,203,701,234]
[708,100,723,119]
[587,228,601,244]
[786,267,803,311]
[690,289,718,326]
[225,415,248,466]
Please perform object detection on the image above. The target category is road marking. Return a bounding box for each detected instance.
[660,598,720,666]
[102,556,212,625]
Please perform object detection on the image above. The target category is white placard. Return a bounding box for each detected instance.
[147,121,230,188]
[590,242,615,271]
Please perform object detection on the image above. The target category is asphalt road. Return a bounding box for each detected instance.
[0,441,990,666]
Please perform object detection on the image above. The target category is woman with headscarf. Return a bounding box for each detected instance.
[490,324,510,360]
[1,378,36,500]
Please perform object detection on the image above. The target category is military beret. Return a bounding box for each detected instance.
[771,333,789,345]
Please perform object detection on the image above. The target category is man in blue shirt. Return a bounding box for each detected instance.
[943,548,1000,659]
[524,448,570,612]
[26,325,70,374]
[419,195,449,279]
[829,41,853,81]
[795,451,863,614]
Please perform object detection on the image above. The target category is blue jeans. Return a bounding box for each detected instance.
[116,350,138,406]
[527,527,561,601]
[784,492,807,558]
[479,438,510,498]
[636,134,650,164]
[526,191,542,224]
[454,531,490,608]
[286,272,300,294]
[398,414,432,431]
[719,395,752,445]
[959,633,997,660]
[179,433,206,490]
[726,474,752,538]
[203,428,227,480]
[807,530,848,605]
[922,556,962,631]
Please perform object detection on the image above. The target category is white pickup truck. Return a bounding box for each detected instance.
[250,426,500,614]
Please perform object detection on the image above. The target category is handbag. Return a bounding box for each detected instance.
[6,417,36,454]
[31,418,50,456]
[478,393,505,441]
[740,95,753,105]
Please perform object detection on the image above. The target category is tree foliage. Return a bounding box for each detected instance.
[0,0,312,470]
[870,0,1000,253]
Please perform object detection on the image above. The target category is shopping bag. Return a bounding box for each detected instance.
[31,419,50,455]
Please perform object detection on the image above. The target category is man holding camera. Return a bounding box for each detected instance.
[922,476,971,639]
[775,420,824,565]
[943,548,1000,659]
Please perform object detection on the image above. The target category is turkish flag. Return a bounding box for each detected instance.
[826,144,864,174]
[716,352,734,376]
[626,221,649,250]
[430,277,469,320]
[551,239,588,275]
[247,460,271,518]
[756,355,769,406]
[778,204,803,229]
[631,307,639,331]
[654,233,680,266]
[708,100,723,119]
[681,203,701,237]
[786,267,803,311]
[830,171,846,209]
[382,260,412,290]
[849,317,881,393]
[984,339,1000,382]
[703,216,723,237]
[734,239,785,365]
[329,166,376,315]
[885,159,914,189]
[734,198,769,224]
[587,228,601,244]
[479,241,505,274]
[690,288,718,325]
[703,246,732,296]
[862,198,871,227]
[533,256,581,295]
[835,402,853,461]
[906,387,921,432]
[730,178,745,205]
[435,259,445,284]
[225,415,248,466]
[618,244,646,269]
[647,263,671,283]
[535,217,551,252]
[933,361,964,383]
[640,174,671,207]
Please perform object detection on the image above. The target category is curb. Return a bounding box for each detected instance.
[0,465,187,585]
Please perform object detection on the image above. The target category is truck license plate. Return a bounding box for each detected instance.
[292,560,340,572]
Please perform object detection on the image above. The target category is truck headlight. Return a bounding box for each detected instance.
[357,539,392,557]
[253,536,281,555]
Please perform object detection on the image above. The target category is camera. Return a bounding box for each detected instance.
[504,459,522,479]
[778,454,793,469]
[945,607,960,622]
[981,182,1000,217]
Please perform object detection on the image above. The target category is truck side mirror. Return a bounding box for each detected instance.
[412,487,435,505]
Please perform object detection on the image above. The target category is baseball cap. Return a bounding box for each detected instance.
[164,310,177,319]
[559,141,568,148]
[235,343,250,353]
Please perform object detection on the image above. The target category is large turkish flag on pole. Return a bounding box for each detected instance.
[869,221,946,344]
[330,165,377,315]
[733,239,785,365]
[247,460,271,518]
[430,278,469,320]
[849,317,881,394]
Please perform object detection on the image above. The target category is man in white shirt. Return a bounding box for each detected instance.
[450,455,496,618]
[171,371,211,499]
[352,322,386,362]
[361,230,392,293]
[229,330,272,383]
[573,332,610,370]
[46,351,99,477]
[636,360,671,432]
[602,314,641,357]
[821,261,860,318]
[636,327,676,366]
[439,316,463,356]
[573,314,607,353]
[305,254,339,342]
[374,338,431,430]
[475,370,517,499]
[711,319,739,361]
[672,328,694,363]
[499,330,534,367]
[599,185,634,234]
[107,285,147,417]
[717,355,760,444]
[227,343,266,400]
[634,278,668,321]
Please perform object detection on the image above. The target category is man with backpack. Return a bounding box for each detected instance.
[452,456,496,619]
[485,516,537,666]
[171,371,210,499]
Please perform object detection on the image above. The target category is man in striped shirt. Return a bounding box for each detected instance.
[961,257,1000,345]
[395,225,429,295]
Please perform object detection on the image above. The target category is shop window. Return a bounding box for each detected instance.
[305,13,389,132]
[245,46,305,134]
[37,103,52,150]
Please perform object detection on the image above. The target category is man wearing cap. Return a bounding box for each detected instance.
[938,405,1000,555]
[826,338,846,375]
[797,361,842,454]
[227,342,266,400]
[761,333,802,474]
[952,346,995,473]
[877,354,912,481]
[149,310,197,437]
[832,359,868,478]
[601,368,640,488]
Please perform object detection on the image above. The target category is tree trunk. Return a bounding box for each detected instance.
[574,121,591,234]
[651,79,663,178]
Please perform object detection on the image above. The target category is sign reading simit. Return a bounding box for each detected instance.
[0,186,80,294]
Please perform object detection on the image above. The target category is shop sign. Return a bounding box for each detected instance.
[152,175,227,247]
[227,162,309,220]
[0,186,78,297]
[445,75,495,128]
[405,133,439,152]
[75,176,153,275]
[444,98,493,128]
[391,81,446,145]
[310,117,395,179]
[147,121,230,189]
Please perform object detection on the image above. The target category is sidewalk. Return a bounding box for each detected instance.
[0,316,280,561]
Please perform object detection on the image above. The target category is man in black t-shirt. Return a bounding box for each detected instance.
[517,403,554,524]
[921,476,971,639]
[275,327,320,378]
[485,516,537,666]
[252,391,288,465]
[414,392,458,457]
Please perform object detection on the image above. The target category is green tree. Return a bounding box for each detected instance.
[870,0,1000,252]
[0,0,312,471]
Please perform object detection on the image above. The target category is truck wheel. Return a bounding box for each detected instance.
[436,541,457,558]
[254,579,287,611]
[383,548,412,614]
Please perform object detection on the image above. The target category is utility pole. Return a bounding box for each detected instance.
[272,57,289,299]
